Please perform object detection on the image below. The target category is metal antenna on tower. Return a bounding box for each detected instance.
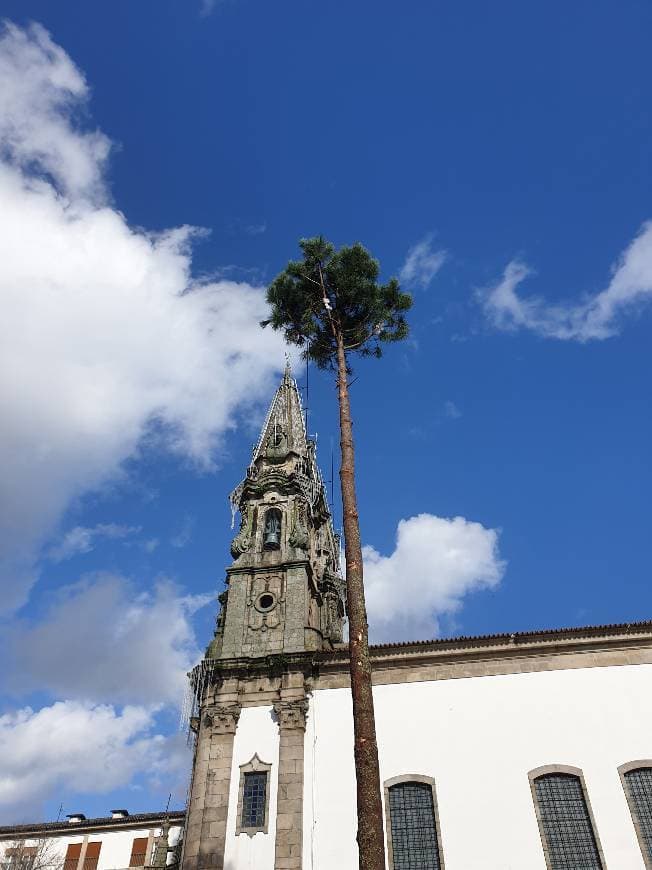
[330,436,334,514]
[305,353,309,435]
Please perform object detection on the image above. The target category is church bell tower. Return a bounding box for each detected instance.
[208,361,345,659]
[182,363,346,870]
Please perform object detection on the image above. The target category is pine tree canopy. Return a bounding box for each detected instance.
[262,236,412,369]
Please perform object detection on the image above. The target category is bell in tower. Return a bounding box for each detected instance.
[263,507,281,549]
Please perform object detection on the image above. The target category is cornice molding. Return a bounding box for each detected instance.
[328,619,652,664]
[308,620,652,689]
[196,620,652,702]
[225,559,311,577]
[205,620,652,673]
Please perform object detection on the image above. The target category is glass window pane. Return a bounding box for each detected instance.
[534,774,602,869]
[242,771,267,828]
[389,782,442,870]
[625,767,652,861]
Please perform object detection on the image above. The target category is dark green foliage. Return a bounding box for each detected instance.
[262,236,412,369]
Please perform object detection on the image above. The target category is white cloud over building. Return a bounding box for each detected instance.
[364,513,505,642]
[0,22,289,613]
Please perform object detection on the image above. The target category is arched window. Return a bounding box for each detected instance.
[529,767,604,870]
[384,776,444,870]
[619,761,652,868]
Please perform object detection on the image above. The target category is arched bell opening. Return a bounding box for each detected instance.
[263,507,282,550]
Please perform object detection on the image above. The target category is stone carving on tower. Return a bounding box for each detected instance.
[182,363,345,870]
[208,361,346,660]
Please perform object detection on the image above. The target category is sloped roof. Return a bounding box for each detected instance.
[0,811,186,839]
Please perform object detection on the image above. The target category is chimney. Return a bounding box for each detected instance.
[66,814,86,824]
[111,809,129,819]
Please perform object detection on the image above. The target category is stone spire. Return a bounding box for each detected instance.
[251,358,308,463]
[208,363,345,660]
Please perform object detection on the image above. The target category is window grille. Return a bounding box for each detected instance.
[533,773,602,869]
[242,771,268,829]
[388,782,442,870]
[624,767,652,862]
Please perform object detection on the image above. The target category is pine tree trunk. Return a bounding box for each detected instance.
[335,330,387,870]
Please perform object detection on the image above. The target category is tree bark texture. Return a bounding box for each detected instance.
[335,331,387,870]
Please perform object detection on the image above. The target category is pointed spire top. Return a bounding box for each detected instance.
[283,352,293,382]
[251,362,307,462]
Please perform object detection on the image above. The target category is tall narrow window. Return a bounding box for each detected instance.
[531,769,603,870]
[129,838,148,868]
[242,772,267,827]
[82,843,102,870]
[385,776,444,870]
[235,754,272,836]
[620,764,652,868]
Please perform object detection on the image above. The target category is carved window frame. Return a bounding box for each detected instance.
[619,760,652,869]
[528,764,606,870]
[383,774,446,870]
[235,753,272,837]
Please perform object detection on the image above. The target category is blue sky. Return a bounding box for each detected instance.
[0,0,651,824]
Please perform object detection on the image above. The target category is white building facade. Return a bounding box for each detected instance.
[187,622,652,870]
[0,811,184,870]
[304,630,652,870]
[181,369,652,870]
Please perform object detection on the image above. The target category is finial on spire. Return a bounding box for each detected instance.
[284,352,292,380]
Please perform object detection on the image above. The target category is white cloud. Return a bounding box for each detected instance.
[48,523,141,562]
[244,221,266,236]
[364,513,505,642]
[246,222,267,236]
[171,514,194,549]
[0,701,190,823]
[1,569,203,820]
[6,573,211,707]
[0,22,109,201]
[0,22,289,612]
[399,234,446,290]
[443,400,461,420]
[481,222,652,340]
[200,0,220,15]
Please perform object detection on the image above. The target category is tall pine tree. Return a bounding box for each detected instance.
[262,236,412,870]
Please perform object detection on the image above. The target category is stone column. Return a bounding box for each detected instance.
[273,695,308,870]
[183,680,241,870]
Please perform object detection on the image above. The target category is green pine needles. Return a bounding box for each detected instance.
[262,236,412,368]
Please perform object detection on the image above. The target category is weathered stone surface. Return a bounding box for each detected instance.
[184,370,342,870]
[182,695,241,870]
[272,697,308,869]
